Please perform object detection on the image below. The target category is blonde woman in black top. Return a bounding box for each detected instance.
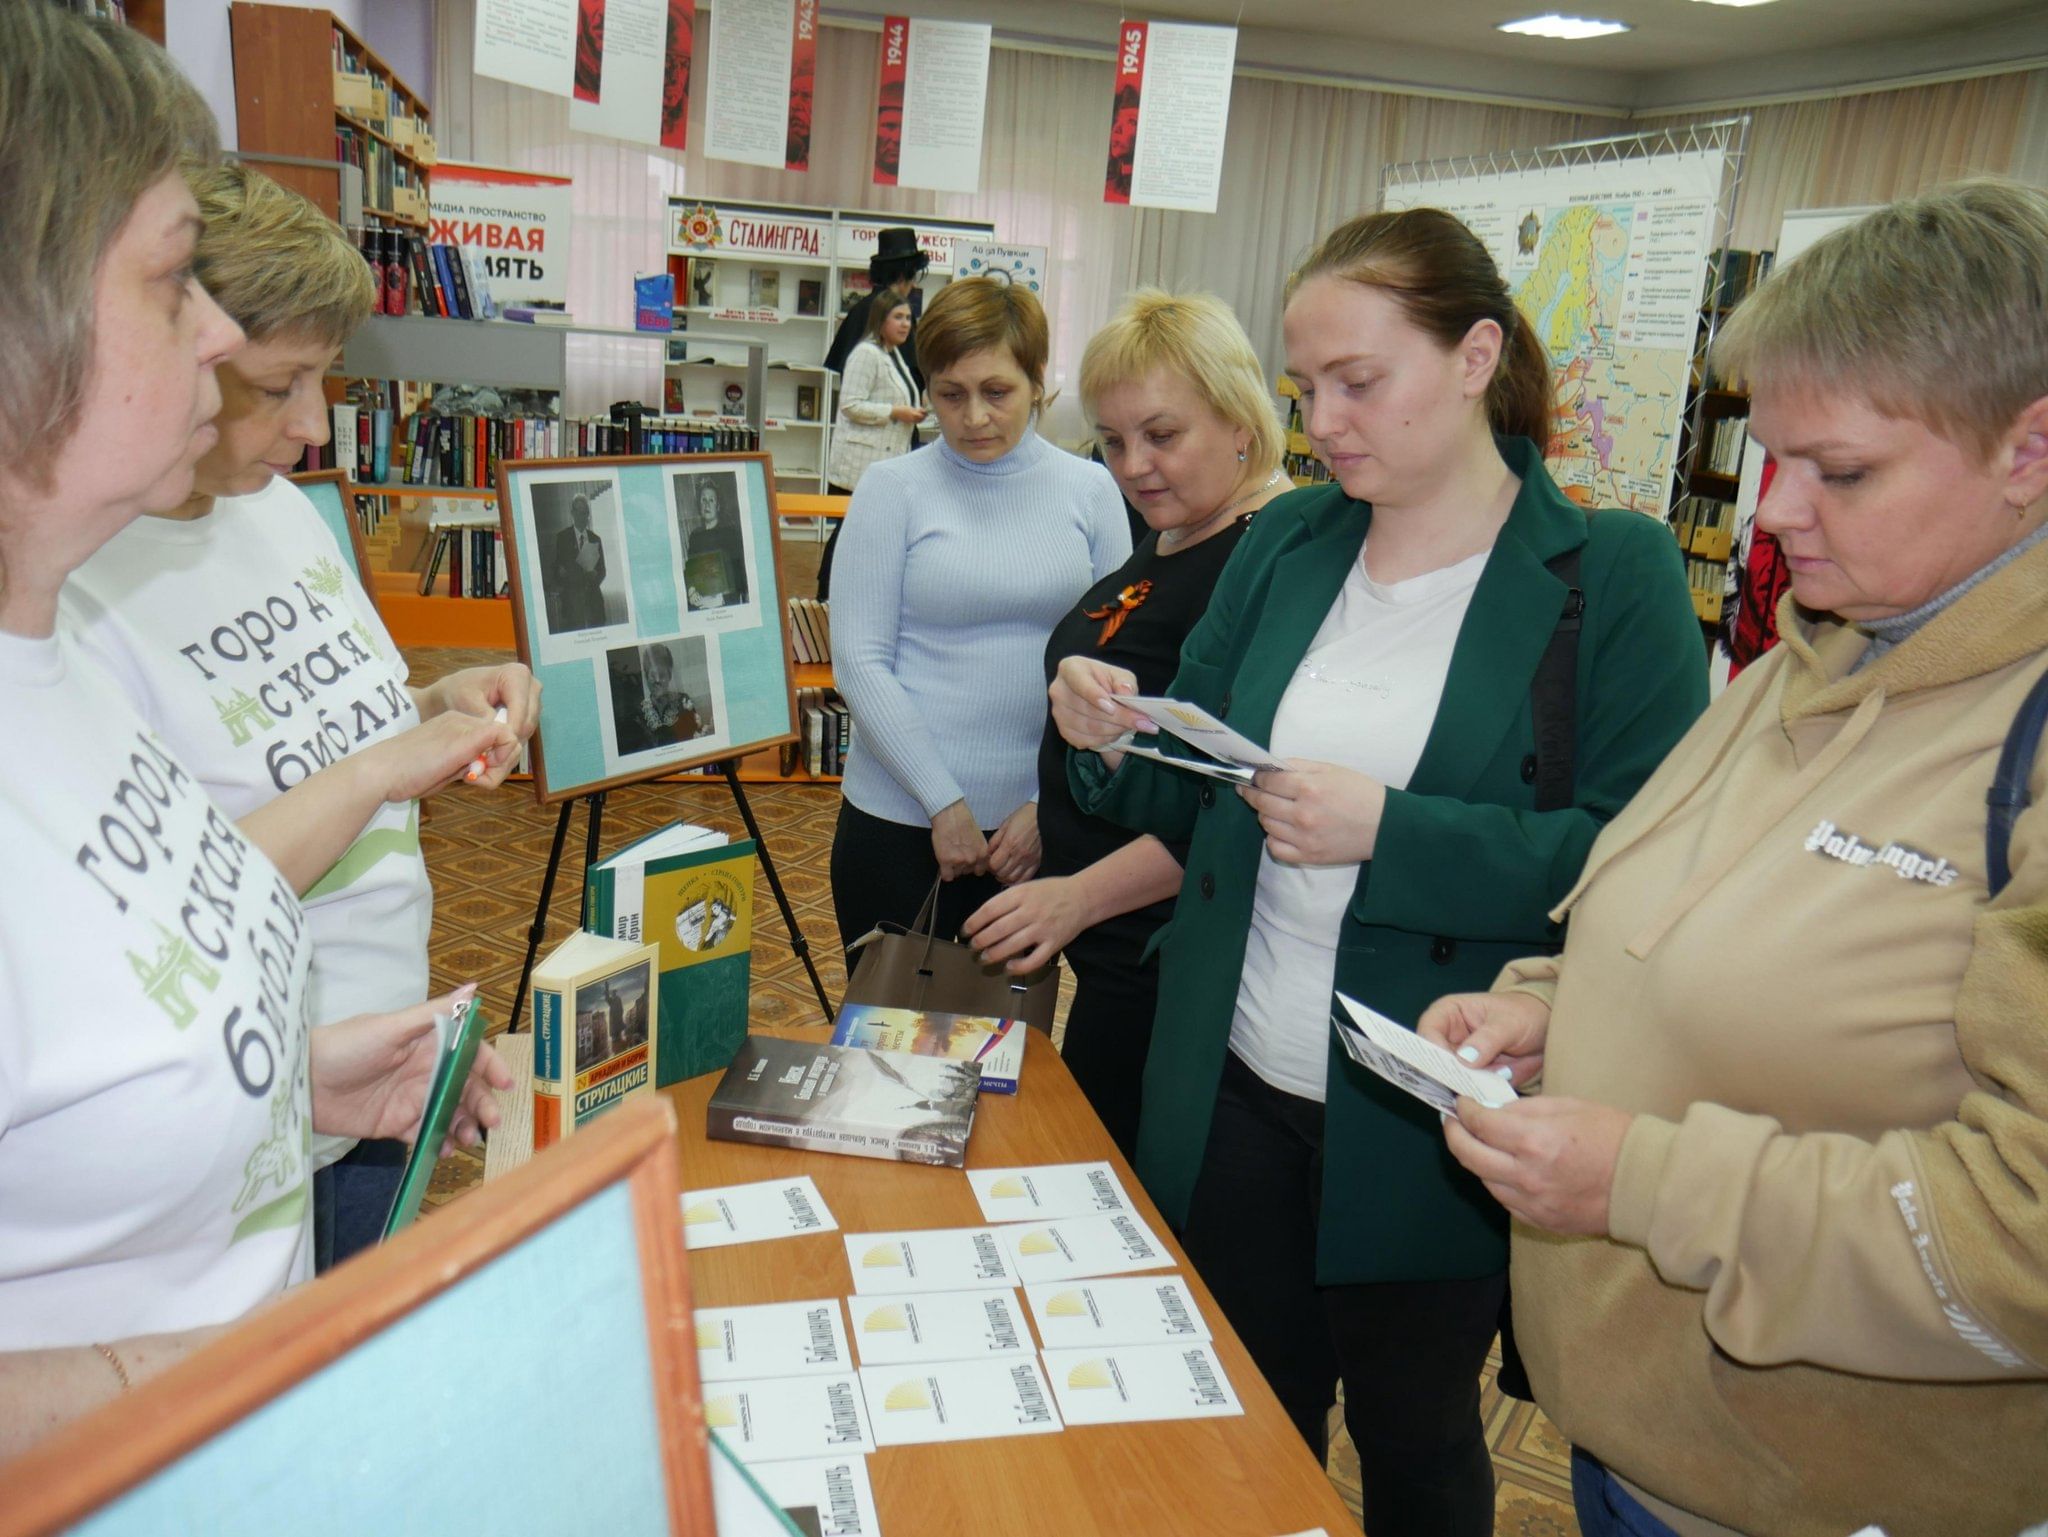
[964,291,1287,1157]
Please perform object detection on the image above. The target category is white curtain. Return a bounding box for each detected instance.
[434,3,2045,421]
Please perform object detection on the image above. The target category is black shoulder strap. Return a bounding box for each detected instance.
[1529,543,1586,813]
[1985,664,2048,896]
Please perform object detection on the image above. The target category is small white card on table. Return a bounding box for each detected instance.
[848,1288,1032,1367]
[1023,1275,1211,1350]
[704,1373,875,1464]
[1000,1211,1174,1284]
[859,1357,1064,1446]
[843,1227,1016,1294]
[1040,1342,1245,1425]
[682,1175,838,1250]
[697,1298,852,1383]
[967,1161,1133,1223]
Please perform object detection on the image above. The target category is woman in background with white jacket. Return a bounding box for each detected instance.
[820,295,925,598]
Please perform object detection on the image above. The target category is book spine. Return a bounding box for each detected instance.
[533,983,566,1150]
[705,1108,967,1167]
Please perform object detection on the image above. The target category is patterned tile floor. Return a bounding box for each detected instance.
[407,645,1578,1535]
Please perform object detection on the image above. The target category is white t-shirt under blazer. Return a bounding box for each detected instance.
[1229,543,1489,1100]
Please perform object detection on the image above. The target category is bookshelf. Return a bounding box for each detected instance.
[1273,376,1331,488]
[228,4,433,243]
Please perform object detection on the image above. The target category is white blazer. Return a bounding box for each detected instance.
[827,340,918,490]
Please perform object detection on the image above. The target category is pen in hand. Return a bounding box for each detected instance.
[464,705,510,784]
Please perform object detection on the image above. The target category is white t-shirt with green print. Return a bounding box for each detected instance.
[0,628,313,1347]
[63,477,430,1165]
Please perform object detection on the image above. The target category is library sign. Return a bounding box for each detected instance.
[669,203,834,266]
[430,162,574,308]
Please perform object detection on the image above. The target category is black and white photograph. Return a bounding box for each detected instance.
[574,960,652,1065]
[669,468,757,625]
[602,634,723,763]
[530,476,632,640]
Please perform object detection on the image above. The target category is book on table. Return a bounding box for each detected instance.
[530,929,662,1151]
[584,821,755,1084]
[707,1034,982,1168]
[829,1001,1024,1094]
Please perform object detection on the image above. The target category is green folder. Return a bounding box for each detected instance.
[383,993,487,1239]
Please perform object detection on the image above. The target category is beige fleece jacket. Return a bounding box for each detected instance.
[1500,538,2048,1537]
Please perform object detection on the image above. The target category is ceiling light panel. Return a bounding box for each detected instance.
[1496,14,1634,40]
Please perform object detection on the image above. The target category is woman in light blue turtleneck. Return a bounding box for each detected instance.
[829,278,1131,962]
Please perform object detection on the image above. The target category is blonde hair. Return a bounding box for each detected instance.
[1080,290,1283,484]
[916,278,1050,395]
[1714,178,2048,457]
[189,163,375,347]
[0,7,217,484]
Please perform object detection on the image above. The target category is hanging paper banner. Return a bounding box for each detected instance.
[431,163,575,308]
[705,0,811,170]
[474,0,579,97]
[873,16,991,194]
[1104,20,1236,213]
[569,0,695,149]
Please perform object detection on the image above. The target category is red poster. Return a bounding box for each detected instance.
[661,0,696,151]
[574,0,605,103]
[1104,20,1146,204]
[874,14,908,185]
[787,0,818,171]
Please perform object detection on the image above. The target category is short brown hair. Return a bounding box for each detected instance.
[915,278,1050,396]
[190,163,375,347]
[1714,179,2048,457]
[1081,289,1283,485]
[1287,208,1553,446]
[0,7,218,484]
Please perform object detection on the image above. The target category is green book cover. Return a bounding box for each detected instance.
[585,825,755,1085]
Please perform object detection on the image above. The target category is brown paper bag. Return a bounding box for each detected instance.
[843,882,1062,1032]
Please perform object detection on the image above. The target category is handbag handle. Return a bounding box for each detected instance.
[908,878,946,977]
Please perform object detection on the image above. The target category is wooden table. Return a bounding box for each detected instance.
[667,1026,1363,1537]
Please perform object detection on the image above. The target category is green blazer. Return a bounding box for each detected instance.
[1073,437,1707,1284]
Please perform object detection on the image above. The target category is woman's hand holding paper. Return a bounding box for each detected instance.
[1050,656,1151,769]
[1236,759,1387,864]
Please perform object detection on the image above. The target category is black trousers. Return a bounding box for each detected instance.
[829,801,1003,967]
[1056,923,1160,1163]
[1182,1052,1506,1537]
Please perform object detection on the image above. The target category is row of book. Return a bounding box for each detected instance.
[787,598,832,665]
[335,122,424,220]
[1707,248,1775,311]
[797,686,851,778]
[1671,496,1736,562]
[397,413,766,488]
[420,525,506,599]
[1697,414,1752,477]
[357,230,496,320]
[1687,556,1729,625]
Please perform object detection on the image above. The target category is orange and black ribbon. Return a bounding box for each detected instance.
[1084,578,1152,645]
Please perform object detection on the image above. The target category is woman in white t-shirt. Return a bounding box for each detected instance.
[63,162,541,1272]
[0,8,511,1458]
[1050,211,1707,1535]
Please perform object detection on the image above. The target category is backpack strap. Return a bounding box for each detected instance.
[1529,544,1586,814]
[1985,664,2048,897]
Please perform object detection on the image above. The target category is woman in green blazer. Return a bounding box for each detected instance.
[1051,210,1706,1535]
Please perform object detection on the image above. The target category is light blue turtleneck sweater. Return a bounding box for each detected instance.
[832,431,1131,828]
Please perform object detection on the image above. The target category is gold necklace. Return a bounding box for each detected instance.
[1158,468,1283,550]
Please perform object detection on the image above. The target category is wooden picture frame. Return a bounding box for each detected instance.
[0,1099,713,1537]
[288,469,382,622]
[497,453,798,804]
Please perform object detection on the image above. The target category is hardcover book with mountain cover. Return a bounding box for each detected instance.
[829,1003,1023,1094]
[707,1035,982,1168]
[585,821,755,1084]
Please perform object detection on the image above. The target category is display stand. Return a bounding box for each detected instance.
[507,763,833,1035]
[0,1100,714,1537]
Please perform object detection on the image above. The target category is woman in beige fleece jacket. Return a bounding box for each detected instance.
[1420,180,2048,1537]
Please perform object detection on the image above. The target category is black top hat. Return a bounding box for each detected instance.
[869,226,930,277]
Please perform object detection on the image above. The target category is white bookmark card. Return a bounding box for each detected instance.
[697,1298,852,1383]
[745,1454,885,1537]
[968,1161,1133,1223]
[1041,1341,1245,1425]
[704,1373,875,1463]
[848,1288,1032,1367]
[999,1211,1174,1285]
[844,1227,1016,1294]
[1114,694,1285,772]
[1112,737,1257,784]
[682,1175,838,1250]
[860,1357,1063,1446]
[1023,1275,1211,1350]
[1331,992,1517,1114]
